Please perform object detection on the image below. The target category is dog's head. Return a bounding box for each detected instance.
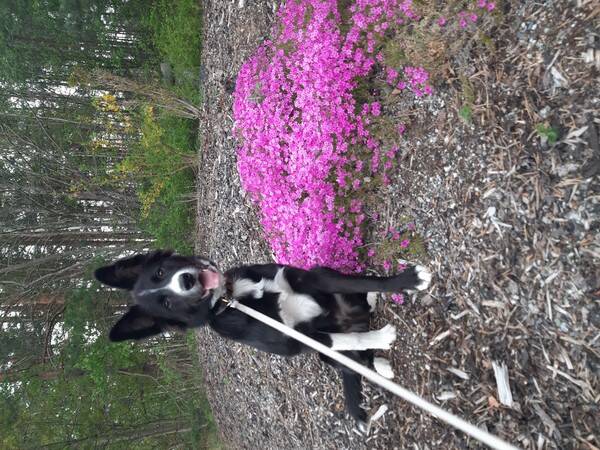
[95,250,225,341]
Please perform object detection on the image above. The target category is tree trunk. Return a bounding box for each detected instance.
[40,420,191,449]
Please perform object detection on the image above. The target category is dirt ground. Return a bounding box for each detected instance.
[195,1,599,449]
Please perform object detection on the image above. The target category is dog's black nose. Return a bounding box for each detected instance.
[181,273,196,290]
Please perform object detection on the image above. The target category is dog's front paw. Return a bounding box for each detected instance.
[374,324,397,350]
[373,357,395,379]
[414,265,432,291]
[356,420,368,434]
[399,265,432,292]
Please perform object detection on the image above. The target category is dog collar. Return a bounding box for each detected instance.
[212,298,231,316]
[211,277,235,316]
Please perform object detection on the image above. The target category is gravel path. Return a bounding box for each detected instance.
[195,1,599,449]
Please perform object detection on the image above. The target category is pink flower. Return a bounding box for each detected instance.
[386,146,399,159]
[232,0,434,272]
[371,149,380,173]
[386,67,399,84]
[404,66,429,84]
[437,16,447,26]
[367,248,376,258]
[477,0,487,7]
[370,101,381,116]
[403,66,431,96]
[400,239,410,248]
[382,260,392,272]
[487,2,495,11]
[391,293,404,304]
[397,123,406,135]
[397,262,408,271]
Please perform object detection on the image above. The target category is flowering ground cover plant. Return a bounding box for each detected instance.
[233,0,494,273]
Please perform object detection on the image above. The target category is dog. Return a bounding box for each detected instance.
[94,250,432,428]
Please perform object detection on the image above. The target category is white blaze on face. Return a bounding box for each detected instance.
[138,267,200,297]
[166,267,200,296]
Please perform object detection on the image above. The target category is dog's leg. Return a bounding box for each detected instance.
[341,370,367,428]
[366,292,378,312]
[319,351,372,429]
[287,265,432,294]
[319,324,397,351]
[372,357,395,379]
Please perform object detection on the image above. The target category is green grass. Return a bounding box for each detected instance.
[149,333,222,450]
[370,218,429,268]
[375,231,428,263]
[458,104,473,124]
[458,75,475,124]
[113,106,196,253]
[132,2,222,447]
[535,123,559,145]
[134,109,197,253]
[129,0,203,252]
[145,0,202,103]
[141,1,222,445]
[184,333,224,450]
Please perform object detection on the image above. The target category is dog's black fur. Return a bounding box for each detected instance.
[95,250,432,427]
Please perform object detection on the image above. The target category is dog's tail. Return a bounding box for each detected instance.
[341,370,366,424]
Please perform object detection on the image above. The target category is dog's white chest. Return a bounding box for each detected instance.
[277,290,323,327]
[232,268,323,328]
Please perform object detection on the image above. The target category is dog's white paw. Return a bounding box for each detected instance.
[374,324,397,350]
[415,265,432,291]
[356,420,368,434]
[366,292,378,312]
[373,357,395,379]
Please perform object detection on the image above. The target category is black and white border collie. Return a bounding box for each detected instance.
[95,250,432,429]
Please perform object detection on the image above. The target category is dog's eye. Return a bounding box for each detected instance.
[156,268,165,279]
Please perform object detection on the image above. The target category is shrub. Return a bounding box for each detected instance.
[233,0,490,271]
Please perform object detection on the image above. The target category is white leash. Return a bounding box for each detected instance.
[230,300,520,450]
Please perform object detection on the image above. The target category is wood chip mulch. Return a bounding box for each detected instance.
[195,1,599,449]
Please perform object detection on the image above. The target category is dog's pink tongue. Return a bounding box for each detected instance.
[200,270,220,290]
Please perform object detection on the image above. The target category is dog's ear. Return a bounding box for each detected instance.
[95,254,148,290]
[109,306,165,341]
